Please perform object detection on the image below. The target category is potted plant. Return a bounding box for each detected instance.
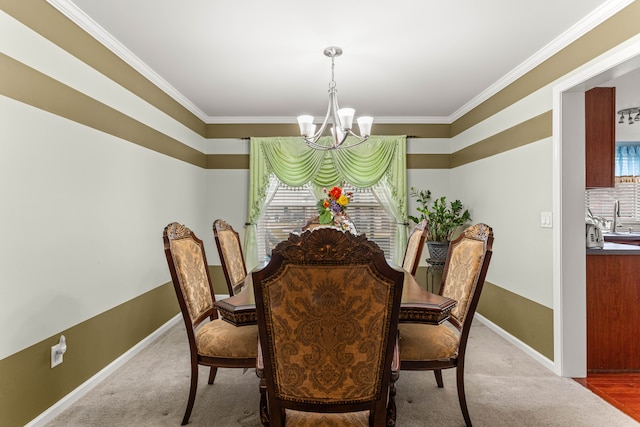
[408,187,471,263]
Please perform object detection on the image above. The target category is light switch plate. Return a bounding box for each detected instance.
[541,211,552,228]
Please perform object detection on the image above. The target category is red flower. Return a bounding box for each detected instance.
[328,186,342,200]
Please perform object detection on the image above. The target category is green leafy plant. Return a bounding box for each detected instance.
[408,187,471,242]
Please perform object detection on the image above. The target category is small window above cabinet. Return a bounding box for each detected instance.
[585,87,616,188]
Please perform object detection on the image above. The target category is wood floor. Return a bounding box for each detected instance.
[575,373,640,423]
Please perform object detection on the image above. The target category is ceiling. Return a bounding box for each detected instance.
[52,0,621,125]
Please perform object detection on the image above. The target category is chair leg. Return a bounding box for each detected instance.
[182,362,199,425]
[207,366,217,384]
[456,366,472,427]
[387,370,398,427]
[434,369,444,388]
[259,376,269,426]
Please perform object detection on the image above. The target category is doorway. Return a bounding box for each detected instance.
[553,39,640,377]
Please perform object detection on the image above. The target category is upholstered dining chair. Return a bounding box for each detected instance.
[402,219,428,275]
[163,222,258,425]
[398,223,493,427]
[213,219,248,296]
[252,228,404,426]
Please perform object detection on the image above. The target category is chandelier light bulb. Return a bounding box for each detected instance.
[357,116,373,138]
[297,115,315,136]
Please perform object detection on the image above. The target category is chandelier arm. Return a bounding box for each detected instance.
[336,135,369,150]
[303,96,333,146]
[330,88,343,131]
[310,101,333,144]
[347,129,367,140]
[304,140,339,151]
[304,135,369,151]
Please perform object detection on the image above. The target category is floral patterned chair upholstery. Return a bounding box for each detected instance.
[213,219,248,295]
[163,222,258,425]
[402,219,428,275]
[252,228,404,426]
[398,223,493,427]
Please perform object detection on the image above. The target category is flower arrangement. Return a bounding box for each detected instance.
[317,185,352,228]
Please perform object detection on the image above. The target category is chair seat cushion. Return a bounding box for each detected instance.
[195,319,258,358]
[285,409,369,426]
[398,323,459,361]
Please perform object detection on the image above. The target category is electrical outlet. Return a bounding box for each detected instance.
[51,335,67,368]
[541,211,553,228]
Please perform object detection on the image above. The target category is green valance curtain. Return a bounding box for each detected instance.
[245,135,408,270]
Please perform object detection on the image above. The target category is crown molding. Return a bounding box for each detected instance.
[449,0,634,122]
[46,0,210,123]
[47,0,633,126]
[204,115,451,125]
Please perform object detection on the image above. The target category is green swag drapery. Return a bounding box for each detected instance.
[244,135,408,270]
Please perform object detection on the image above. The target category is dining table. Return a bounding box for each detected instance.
[215,267,457,327]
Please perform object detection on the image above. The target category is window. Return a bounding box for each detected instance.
[585,141,640,225]
[586,179,640,222]
[586,143,640,224]
[257,181,396,263]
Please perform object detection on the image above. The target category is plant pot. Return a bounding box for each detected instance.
[426,241,449,264]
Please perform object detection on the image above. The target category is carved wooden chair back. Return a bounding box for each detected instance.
[402,219,428,275]
[163,222,257,425]
[398,223,493,427]
[252,228,404,426]
[440,223,494,331]
[213,219,248,295]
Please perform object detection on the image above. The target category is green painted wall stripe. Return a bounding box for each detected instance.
[477,281,554,360]
[0,52,206,168]
[0,0,205,136]
[206,154,250,169]
[0,283,179,427]
[406,154,451,169]
[0,43,551,171]
[451,111,552,168]
[204,111,551,171]
[205,123,451,139]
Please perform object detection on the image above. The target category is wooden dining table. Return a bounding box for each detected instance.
[215,268,457,327]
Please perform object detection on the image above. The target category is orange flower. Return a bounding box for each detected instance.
[323,200,330,208]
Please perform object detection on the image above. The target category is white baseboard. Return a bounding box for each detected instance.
[25,314,182,427]
[474,313,555,373]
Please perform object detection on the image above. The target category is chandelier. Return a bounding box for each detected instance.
[618,107,640,125]
[296,47,373,150]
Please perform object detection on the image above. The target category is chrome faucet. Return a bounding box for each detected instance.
[613,200,621,231]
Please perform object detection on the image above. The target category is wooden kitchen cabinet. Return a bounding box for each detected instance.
[587,254,640,371]
[585,87,616,188]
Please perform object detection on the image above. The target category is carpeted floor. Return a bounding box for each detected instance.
[46,320,639,426]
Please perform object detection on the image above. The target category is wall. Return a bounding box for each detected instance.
[3,0,640,425]
[0,4,208,426]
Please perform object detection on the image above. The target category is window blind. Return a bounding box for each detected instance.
[257,182,396,263]
[585,180,640,221]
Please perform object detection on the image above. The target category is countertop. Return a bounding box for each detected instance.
[587,241,640,255]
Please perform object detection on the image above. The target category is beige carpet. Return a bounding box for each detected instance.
[46,321,639,426]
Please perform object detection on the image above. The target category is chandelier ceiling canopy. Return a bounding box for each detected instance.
[296,47,373,150]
